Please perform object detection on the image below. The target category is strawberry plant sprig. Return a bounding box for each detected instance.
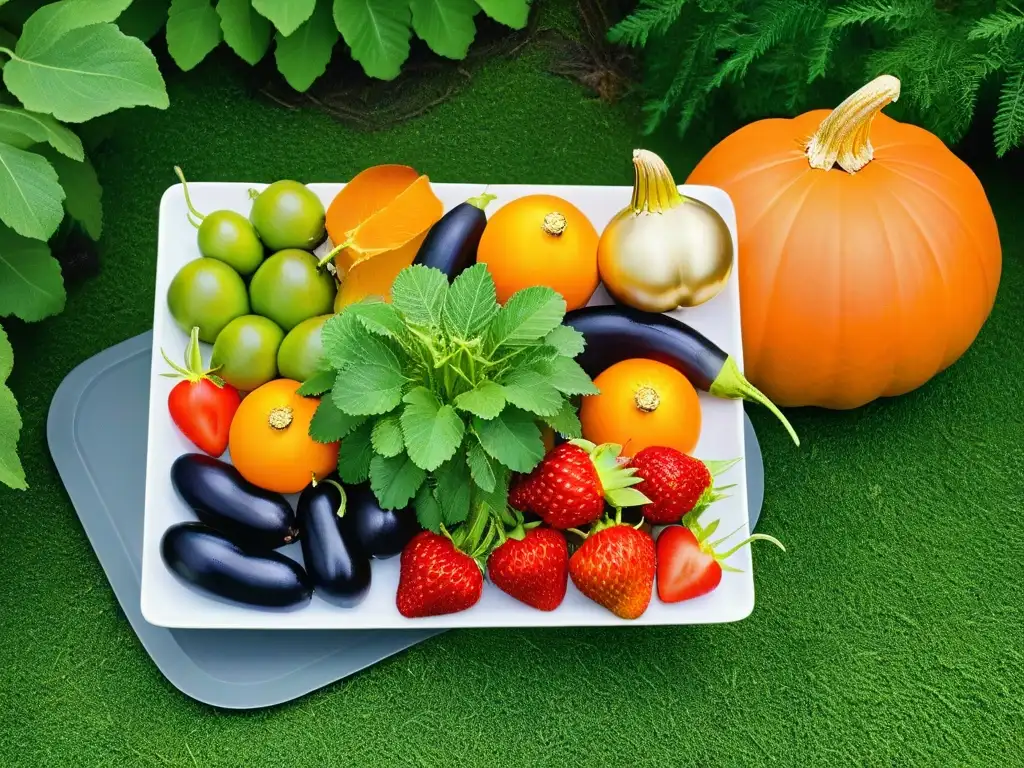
[303,263,599,533]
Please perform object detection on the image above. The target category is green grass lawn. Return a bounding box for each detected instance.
[1,15,1022,767]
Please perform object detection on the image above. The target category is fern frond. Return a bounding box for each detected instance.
[825,0,934,32]
[994,65,1024,156]
[968,6,1024,42]
[806,27,835,83]
[707,1,816,89]
[607,0,687,47]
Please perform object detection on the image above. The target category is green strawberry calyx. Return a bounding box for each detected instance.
[569,439,652,509]
[566,505,644,541]
[159,326,226,387]
[683,457,742,530]
[688,517,786,573]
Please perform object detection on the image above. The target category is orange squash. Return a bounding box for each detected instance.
[686,75,1002,409]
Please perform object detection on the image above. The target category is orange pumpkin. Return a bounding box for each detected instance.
[686,75,1002,409]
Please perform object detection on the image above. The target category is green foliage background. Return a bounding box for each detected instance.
[609,0,1024,157]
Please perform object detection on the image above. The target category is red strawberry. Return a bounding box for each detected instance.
[397,531,484,618]
[630,447,739,526]
[488,528,569,611]
[509,440,650,529]
[568,517,655,619]
[656,523,785,603]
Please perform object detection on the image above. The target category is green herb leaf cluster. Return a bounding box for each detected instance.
[610,0,1024,157]
[0,0,171,490]
[306,263,594,533]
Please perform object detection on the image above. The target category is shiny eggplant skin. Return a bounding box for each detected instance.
[341,483,420,559]
[161,522,312,608]
[170,453,298,550]
[297,478,371,607]
[564,305,726,390]
[412,199,489,281]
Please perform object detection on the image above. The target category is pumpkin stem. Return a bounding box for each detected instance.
[634,385,661,413]
[542,212,567,236]
[268,406,294,430]
[806,75,901,174]
[630,149,683,214]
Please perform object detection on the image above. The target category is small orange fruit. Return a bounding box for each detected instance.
[580,358,702,456]
[476,194,599,310]
[228,378,338,493]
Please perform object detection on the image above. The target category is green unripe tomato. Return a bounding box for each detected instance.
[210,315,285,392]
[249,249,336,331]
[167,258,249,343]
[197,210,264,276]
[277,314,332,383]
[249,180,326,251]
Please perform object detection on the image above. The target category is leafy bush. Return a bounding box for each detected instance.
[0,0,169,490]
[134,0,533,92]
[609,0,1024,157]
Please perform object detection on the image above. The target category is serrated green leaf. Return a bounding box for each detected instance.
[466,437,497,492]
[390,263,447,328]
[410,0,477,60]
[542,398,582,439]
[36,146,102,240]
[543,356,598,396]
[498,368,562,417]
[544,325,585,357]
[400,386,465,471]
[371,414,405,457]
[331,336,406,416]
[321,311,362,366]
[474,0,530,29]
[337,419,373,483]
[0,324,12,381]
[0,105,83,160]
[253,0,315,36]
[167,0,222,71]
[0,225,64,321]
[454,380,505,420]
[274,0,337,92]
[487,286,566,348]
[16,0,135,58]
[117,0,172,42]
[370,452,426,510]
[0,142,64,240]
[434,450,471,525]
[442,262,497,339]
[474,406,544,472]
[478,462,509,516]
[347,299,405,339]
[333,0,411,80]
[414,482,442,531]
[3,23,169,123]
[217,0,272,65]
[0,382,25,489]
[309,394,365,443]
[297,368,335,396]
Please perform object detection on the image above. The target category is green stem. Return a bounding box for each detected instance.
[716,533,786,561]
[173,166,206,225]
[311,476,348,518]
[317,238,353,270]
[466,191,497,211]
[709,357,800,447]
[0,47,14,59]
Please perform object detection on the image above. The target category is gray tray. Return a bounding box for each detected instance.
[47,331,765,710]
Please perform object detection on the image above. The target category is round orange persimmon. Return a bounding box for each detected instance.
[476,194,599,310]
[228,378,338,493]
[580,358,702,456]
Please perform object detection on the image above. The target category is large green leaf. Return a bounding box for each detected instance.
[37,146,103,240]
[0,380,25,490]
[218,0,272,65]
[274,0,337,92]
[16,0,134,58]
[3,24,169,123]
[0,105,83,160]
[0,142,64,240]
[333,0,411,81]
[167,0,223,71]
[474,0,530,29]
[474,406,544,473]
[0,322,11,381]
[399,386,464,471]
[117,0,172,42]
[253,0,315,36]
[0,225,64,321]
[410,0,478,60]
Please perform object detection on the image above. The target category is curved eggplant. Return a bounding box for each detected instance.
[161,522,312,608]
[564,305,799,446]
[413,192,495,280]
[297,477,371,607]
[171,453,299,550]
[341,483,420,559]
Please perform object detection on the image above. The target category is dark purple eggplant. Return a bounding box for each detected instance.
[171,453,299,550]
[297,477,371,607]
[564,304,799,446]
[413,192,495,280]
[341,482,420,559]
[161,522,312,608]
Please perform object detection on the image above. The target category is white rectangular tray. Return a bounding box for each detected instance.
[141,180,752,630]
